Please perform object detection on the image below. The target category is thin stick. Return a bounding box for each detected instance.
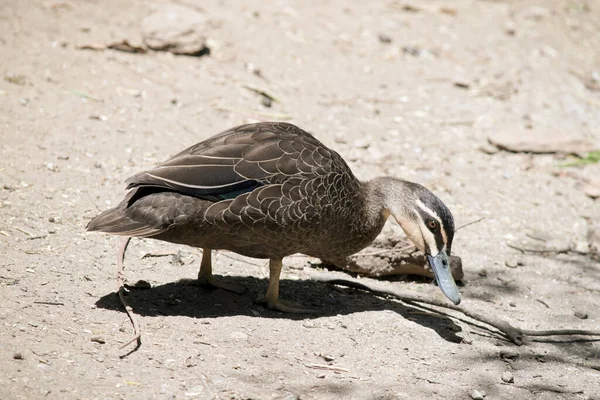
[456,217,485,231]
[506,243,570,254]
[350,244,416,258]
[319,277,600,345]
[305,363,349,373]
[116,237,141,354]
[33,301,64,306]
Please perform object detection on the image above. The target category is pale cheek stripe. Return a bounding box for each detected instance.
[415,199,446,254]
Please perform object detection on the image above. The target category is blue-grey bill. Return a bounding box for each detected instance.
[428,251,461,305]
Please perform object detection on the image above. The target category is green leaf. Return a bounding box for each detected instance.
[562,150,600,167]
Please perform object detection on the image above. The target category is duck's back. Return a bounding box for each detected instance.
[87,122,371,259]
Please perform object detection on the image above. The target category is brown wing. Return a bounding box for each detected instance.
[124,122,350,201]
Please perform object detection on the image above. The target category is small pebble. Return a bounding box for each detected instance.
[453,80,470,89]
[353,138,371,149]
[509,301,516,307]
[504,20,516,36]
[470,389,485,399]
[479,143,499,155]
[378,33,392,44]
[13,352,24,360]
[91,336,106,344]
[574,311,588,320]
[478,269,488,277]
[499,350,519,361]
[501,371,514,383]
[261,95,272,108]
[505,259,518,268]
[48,216,55,223]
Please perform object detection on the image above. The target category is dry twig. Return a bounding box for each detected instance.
[350,244,415,258]
[456,216,485,231]
[116,237,141,356]
[305,363,349,373]
[319,277,600,345]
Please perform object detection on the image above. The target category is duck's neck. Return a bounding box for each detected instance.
[346,177,408,247]
[361,176,413,224]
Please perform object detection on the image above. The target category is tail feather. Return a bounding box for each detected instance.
[86,206,165,238]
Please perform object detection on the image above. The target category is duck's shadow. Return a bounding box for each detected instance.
[95,275,464,344]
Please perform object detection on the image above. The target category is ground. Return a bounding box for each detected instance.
[1,0,600,399]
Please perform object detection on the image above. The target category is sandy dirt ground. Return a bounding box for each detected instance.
[1,0,600,399]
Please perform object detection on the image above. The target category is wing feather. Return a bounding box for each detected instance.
[125,122,347,201]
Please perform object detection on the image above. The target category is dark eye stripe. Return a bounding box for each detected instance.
[416,209,445,254]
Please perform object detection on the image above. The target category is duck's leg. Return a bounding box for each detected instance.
[256,258,316,313]
[197,248,245,294]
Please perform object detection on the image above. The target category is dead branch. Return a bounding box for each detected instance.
[116,237,141,356]
[456,216,485,231]
[33,301,64,306]
[305,363,349,373]
[506,243,571,254]
[349,244,415,258]
[319,277,600,345]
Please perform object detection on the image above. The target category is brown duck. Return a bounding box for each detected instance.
[87,122,460,312]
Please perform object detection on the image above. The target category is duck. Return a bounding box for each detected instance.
[87,122,460,312]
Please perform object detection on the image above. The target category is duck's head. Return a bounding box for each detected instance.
[379,178,460,305]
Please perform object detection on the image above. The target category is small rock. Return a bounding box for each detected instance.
[488,130,597,156]
[4,73,27,85]
[587,221,600,256]
[505,259,518,268]
[501,371,514,383]
[504,20,516,36]
[13,352,24,360]
[48,216,55,223]
[573,240,589,254]
[470,389,485,400]
[402,46,421,57]
[478,269,488,277]
[439,6,457,16]
[453,80,470,89]
[574,311,588,320]
[141,4,210,56]
[316,373,326,379]
[509,301,516,307]
[91,336,106,344]
[583,180,600,199]
[378,33,392,44]
[353,137,371,149]
[261,95,272,108]
[499,350,519,361]
[479,143,499,155]
[334,132,347,144]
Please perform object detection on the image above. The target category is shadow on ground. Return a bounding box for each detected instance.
[96,274,468,344]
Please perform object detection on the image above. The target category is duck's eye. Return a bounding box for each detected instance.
[427,220,438,230]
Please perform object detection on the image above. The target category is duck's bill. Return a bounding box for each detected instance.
[427,250,461,305]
